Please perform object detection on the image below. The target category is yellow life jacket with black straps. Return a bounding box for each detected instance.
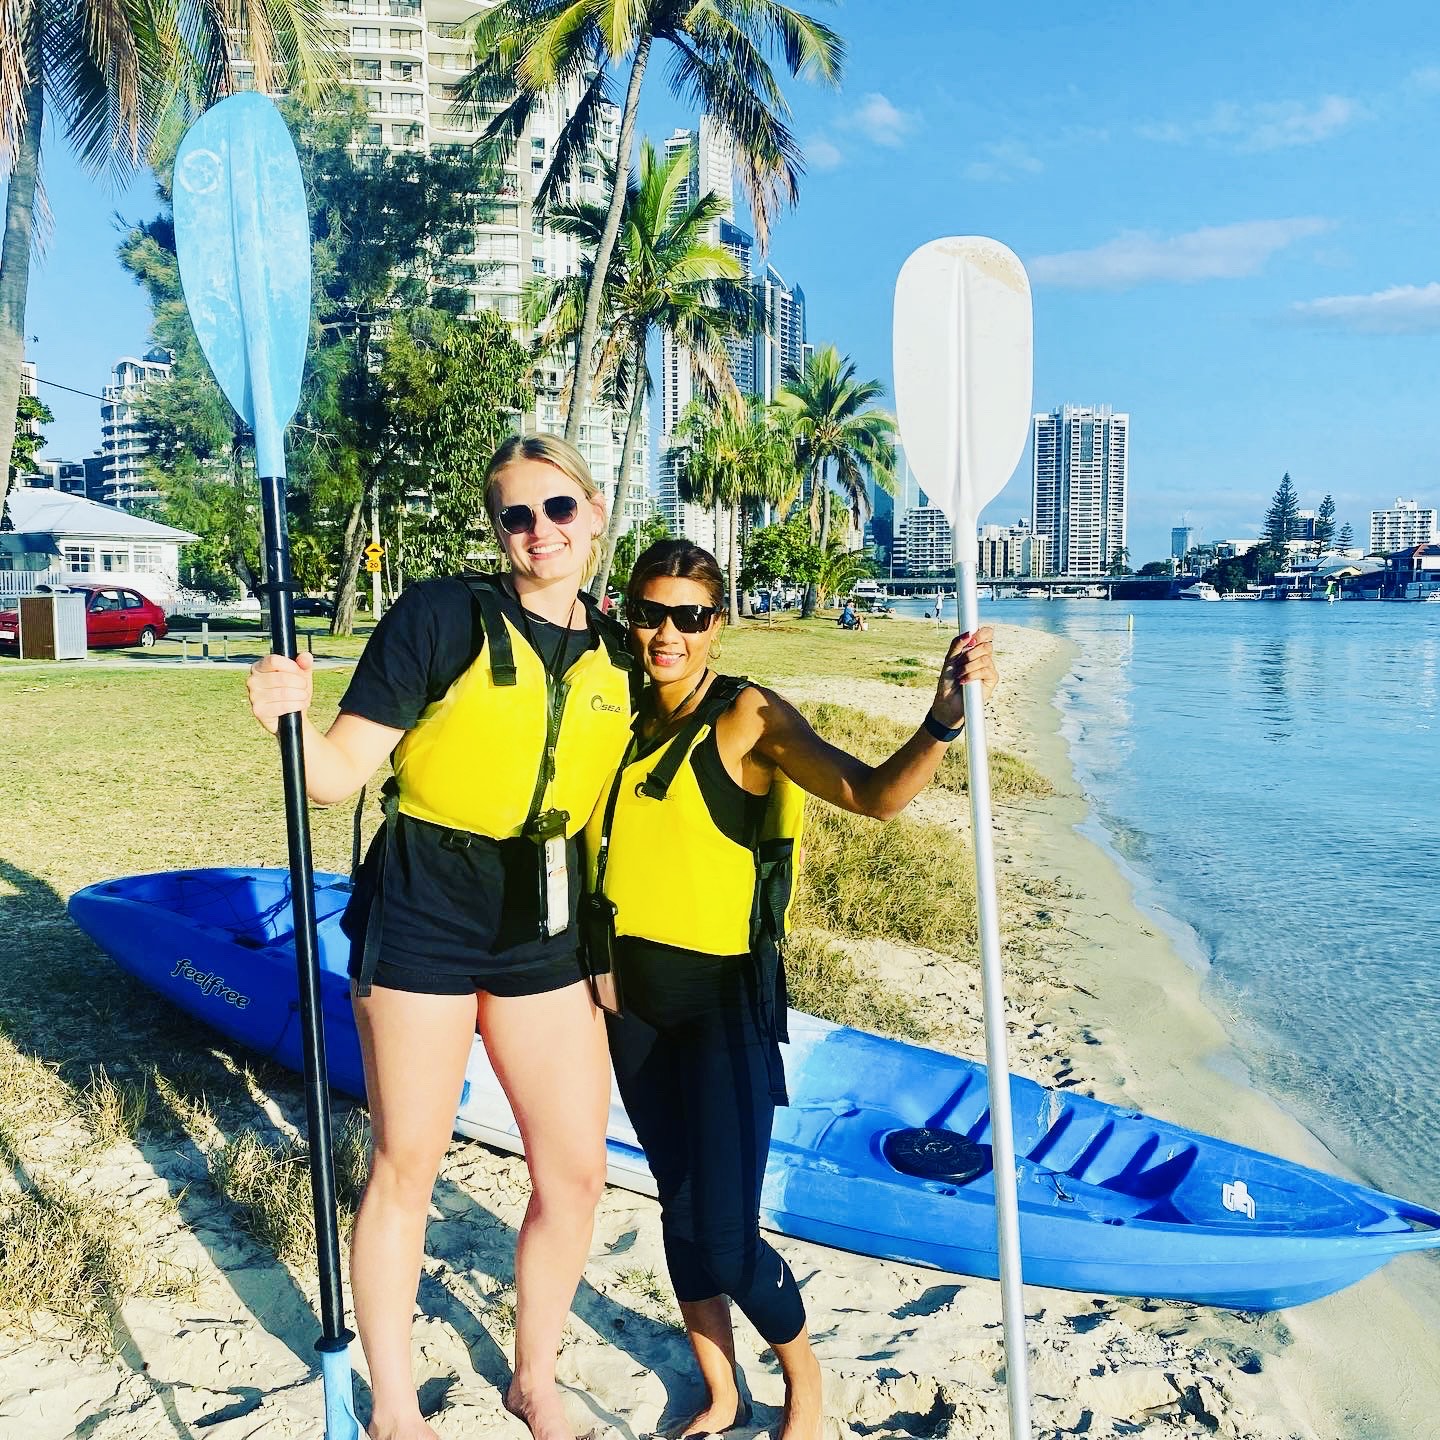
[393,575,635,841]
[585,675,804,956]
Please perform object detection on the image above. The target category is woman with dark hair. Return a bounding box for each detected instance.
[585,539,998,1439]
[247,434,634,1440]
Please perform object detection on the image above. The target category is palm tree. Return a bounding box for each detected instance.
[458,0,844,444]
[816,544,873,610]
[0,2,335,514]
[524,139,751,599]
[775,344,895,615]
[675,395,795,623]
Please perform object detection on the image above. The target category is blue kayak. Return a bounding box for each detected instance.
[68,867,1440,1311]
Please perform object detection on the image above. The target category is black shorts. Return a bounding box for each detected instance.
[343,812,588,998]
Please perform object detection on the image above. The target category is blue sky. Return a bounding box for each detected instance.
[16,0,1440,562]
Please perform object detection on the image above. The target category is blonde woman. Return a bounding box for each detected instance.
[247,435,634,1440]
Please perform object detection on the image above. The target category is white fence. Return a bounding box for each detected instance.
[0,567,66,599]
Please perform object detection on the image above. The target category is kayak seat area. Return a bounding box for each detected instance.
[1029,1112,1200,1198]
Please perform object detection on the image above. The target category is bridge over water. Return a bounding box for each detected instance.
[873,576,1188,600]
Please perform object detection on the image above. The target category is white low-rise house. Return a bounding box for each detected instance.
[1,489,198,610]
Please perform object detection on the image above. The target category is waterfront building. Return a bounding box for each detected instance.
[99,350,172,509]
[894,506,953,576]
[1171,525,1194,564]
[1385,543,1440,599]
[226,8,645,528]
[18,459,87,496]
[1032,404,1128,577]
[1370,499,1438,555]
[866,468,895,569]
[979,520,1050,579]
[653,445,718,551]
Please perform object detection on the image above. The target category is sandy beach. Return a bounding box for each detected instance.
[2,617,1437,1439]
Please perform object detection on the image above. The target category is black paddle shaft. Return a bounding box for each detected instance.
[260,473,350,1347]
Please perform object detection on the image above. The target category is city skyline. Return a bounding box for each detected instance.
[14,2,1440,564]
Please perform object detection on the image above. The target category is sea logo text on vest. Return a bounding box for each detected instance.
[591,694,623,714]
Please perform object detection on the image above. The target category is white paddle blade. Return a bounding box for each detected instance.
[893,238,1033,537]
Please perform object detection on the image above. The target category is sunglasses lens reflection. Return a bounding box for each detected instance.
[630,601,714,633]
[498,495,580,535]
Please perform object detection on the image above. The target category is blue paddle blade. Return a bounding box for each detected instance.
[173,94,311,480]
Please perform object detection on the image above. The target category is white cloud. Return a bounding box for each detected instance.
[1030,218,1332,290]
[1139,95,1363,151]
[965,140,1044,183]
[841,92,916,148]
[1407,65,1440,93]
[1288,282,1440,333]
[806,135,844,171]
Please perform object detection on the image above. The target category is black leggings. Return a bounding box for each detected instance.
[606,944,806,1347]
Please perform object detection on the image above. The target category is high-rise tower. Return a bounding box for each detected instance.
[1031,405,1129,577]
[228,7,646,528]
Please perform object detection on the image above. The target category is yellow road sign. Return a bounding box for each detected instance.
[365,558,382,574]
[363,542,384,560]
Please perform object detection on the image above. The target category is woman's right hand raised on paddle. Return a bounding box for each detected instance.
[247,652,315,736]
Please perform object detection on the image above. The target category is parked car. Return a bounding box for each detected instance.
[292,595,336,618]
[0,585,169,651]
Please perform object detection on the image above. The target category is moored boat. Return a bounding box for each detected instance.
[1178,582,1221,601]
[68,868,1440,1311]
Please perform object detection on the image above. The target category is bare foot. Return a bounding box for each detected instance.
[504,1379,575,1440]
[366,1415,442,1440]
[677,1389,747,1436]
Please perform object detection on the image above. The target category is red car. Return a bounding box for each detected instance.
[0,585,169,651]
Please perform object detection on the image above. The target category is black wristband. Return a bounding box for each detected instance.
[923,710,962,744]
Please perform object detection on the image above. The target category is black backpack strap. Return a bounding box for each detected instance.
[458,573,516,686]
[636,676,749,801]
[578,591,635,671]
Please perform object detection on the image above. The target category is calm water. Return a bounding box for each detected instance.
[889,595,1440,1205]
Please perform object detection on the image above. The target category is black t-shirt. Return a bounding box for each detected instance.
[341,575,604,972]
[340,575,598,732]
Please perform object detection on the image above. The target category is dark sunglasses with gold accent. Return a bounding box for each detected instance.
[496,494,580,536]
[627,598,720,633]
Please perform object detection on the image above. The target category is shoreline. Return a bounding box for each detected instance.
[997,621,1440,1440]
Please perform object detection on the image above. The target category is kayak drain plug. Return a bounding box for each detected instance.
[883,1128,992,1184]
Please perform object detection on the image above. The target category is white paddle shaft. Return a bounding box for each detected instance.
[893,237,1034,1438]
[959,556,1031,1438]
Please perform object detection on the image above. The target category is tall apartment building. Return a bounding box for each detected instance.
[752,263,806,404]
[1171,525,1194,563]
[655,118,748,548]
[99,350,173,509]
[894,506,953,576]
[229,4,646,530]
[1369,498,1438,555]
[1032,404,1128,577]
[979,520,1049,579]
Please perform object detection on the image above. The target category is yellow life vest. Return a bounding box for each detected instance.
[394,576,634,840]
[585,676,804,956]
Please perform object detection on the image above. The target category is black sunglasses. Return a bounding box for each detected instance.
[627,598,720,633]
[497,494,580,536]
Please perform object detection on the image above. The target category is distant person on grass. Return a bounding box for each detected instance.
[587,540,997,1439]
[247,434,634,1440]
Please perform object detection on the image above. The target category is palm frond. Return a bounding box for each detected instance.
[534,62,613,212]
[719,0,845,83]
